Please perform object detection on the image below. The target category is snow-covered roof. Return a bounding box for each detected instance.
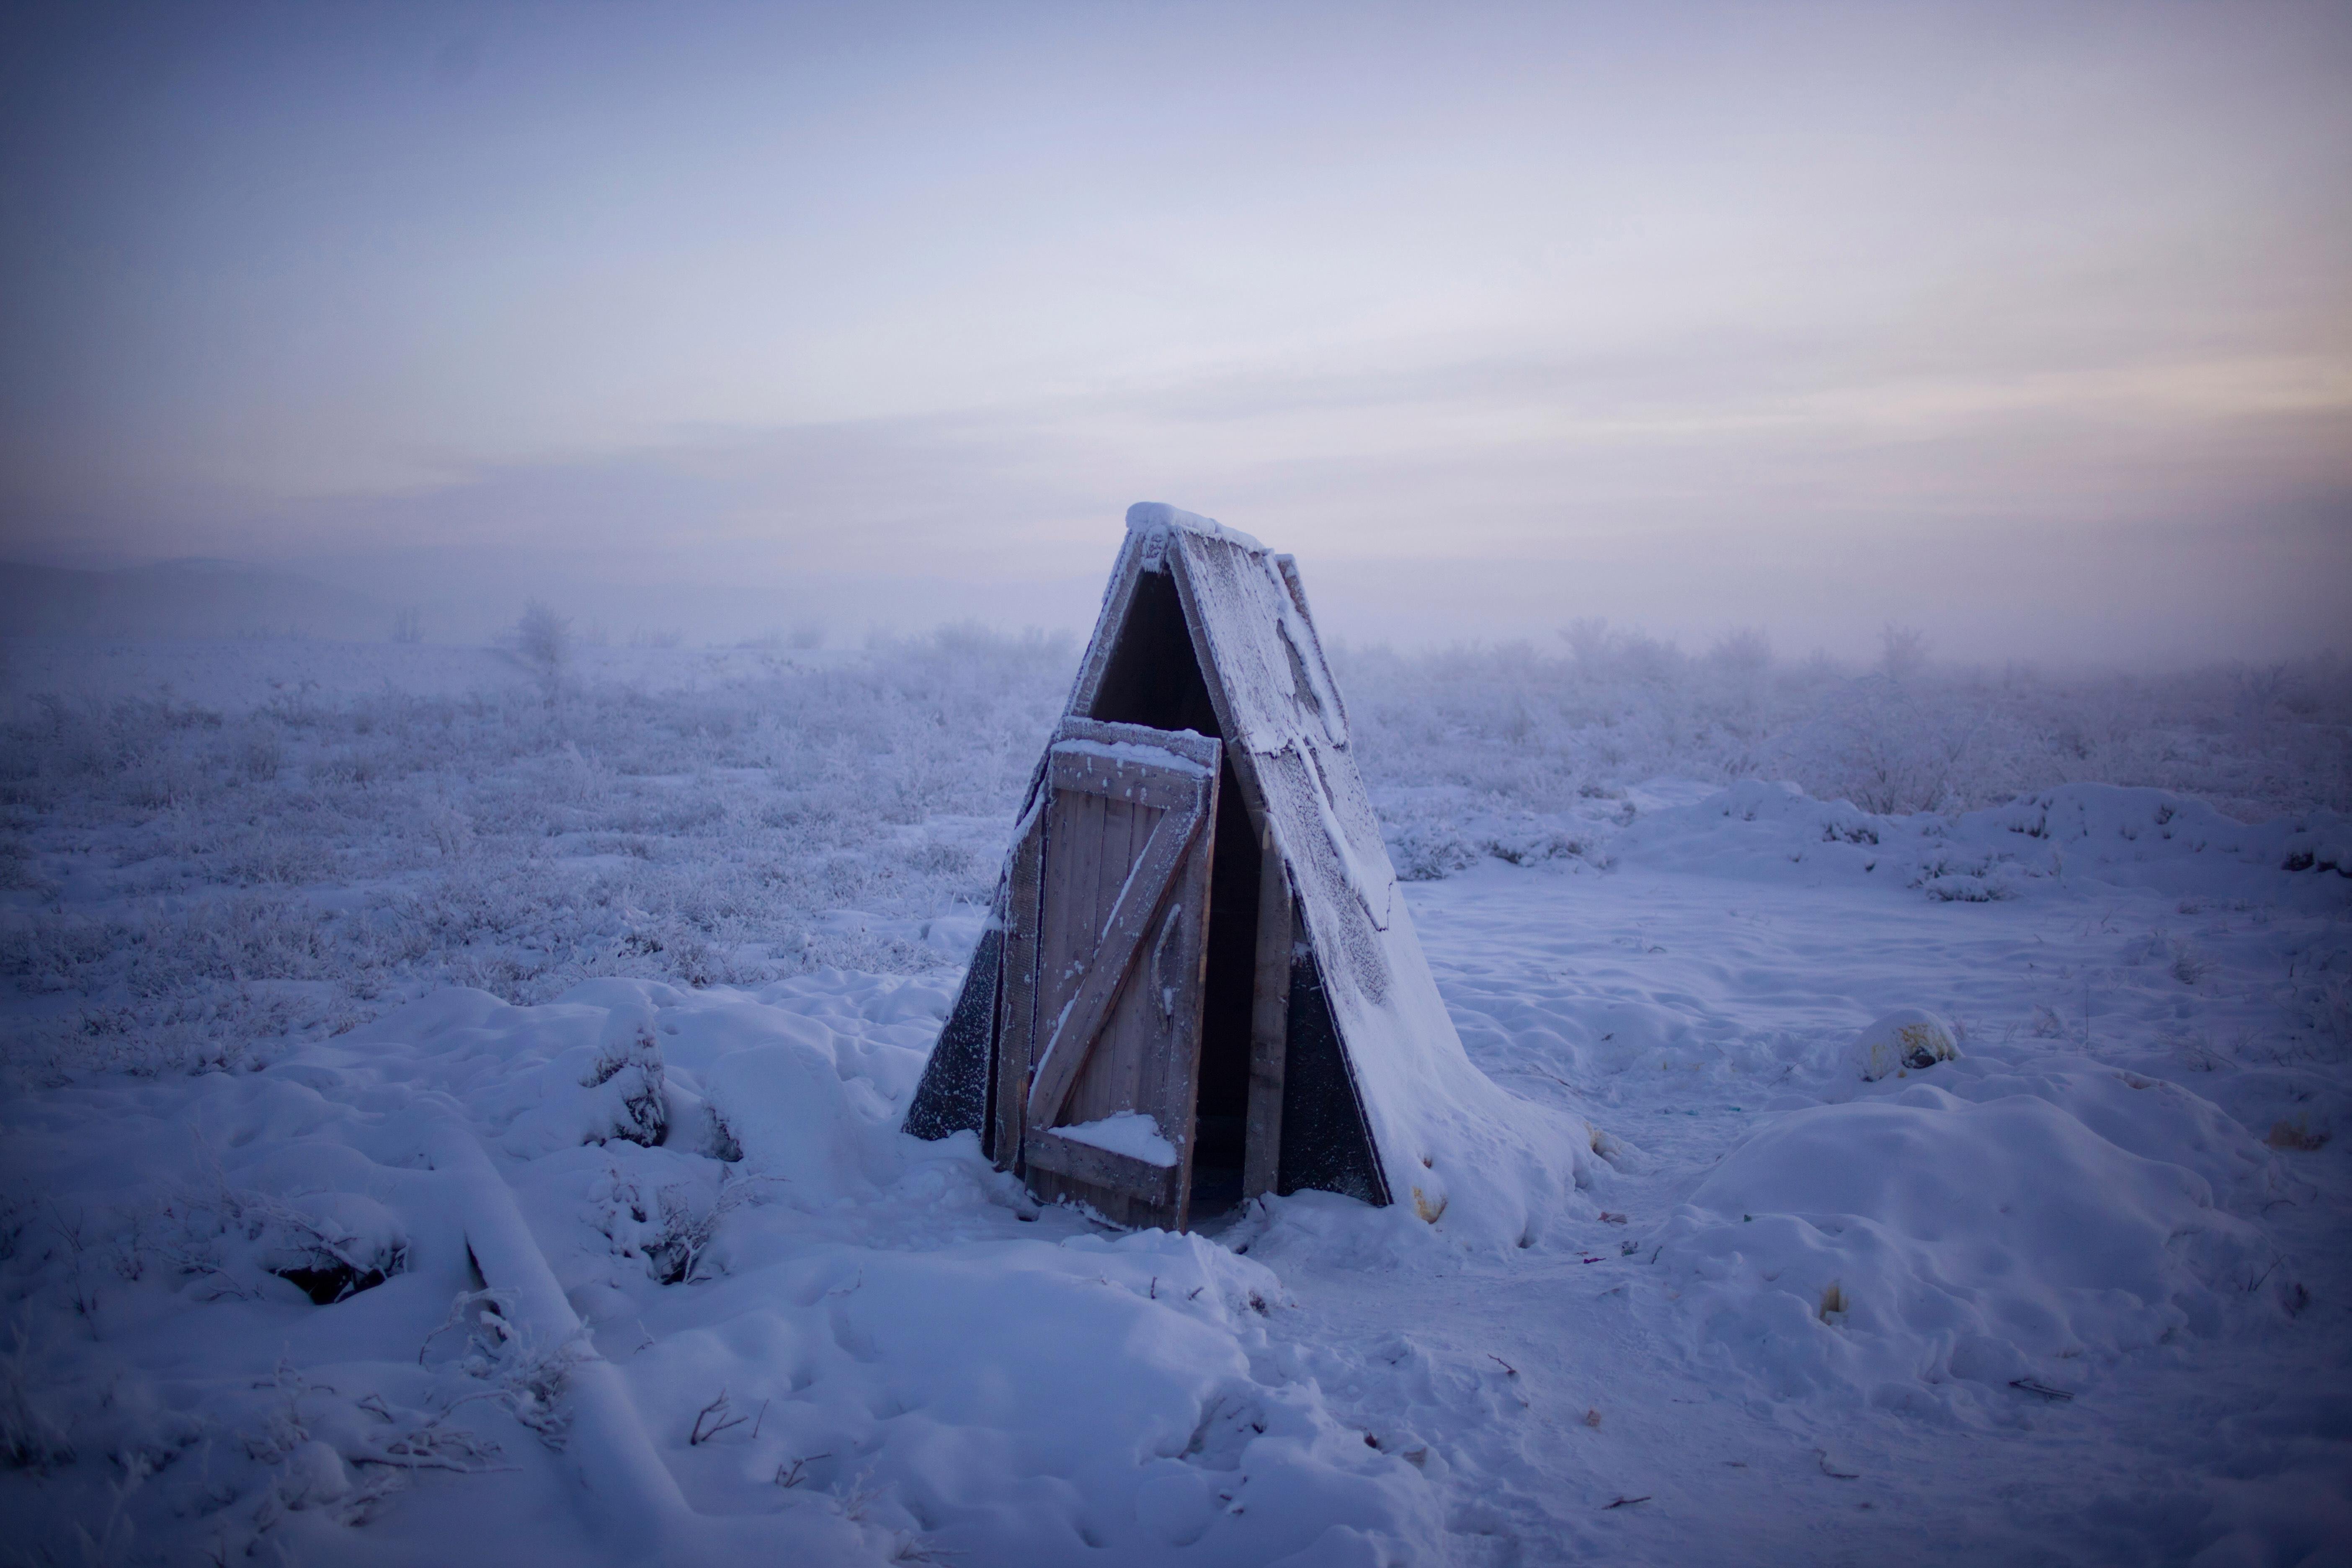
[1122,500,1267,554]
[1139,520,1589,1245]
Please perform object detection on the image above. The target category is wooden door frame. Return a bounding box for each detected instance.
[1158,552,1296,1206]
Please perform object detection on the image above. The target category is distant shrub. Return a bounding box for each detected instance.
[0,623,2344,1086]
[1335,638,2350,825]
[513,600,573,703]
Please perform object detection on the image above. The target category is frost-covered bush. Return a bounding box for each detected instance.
[1336,631,2351,824]
[511,600,573,703]
[0,628,1073,1082]
[2,625,2344,1084]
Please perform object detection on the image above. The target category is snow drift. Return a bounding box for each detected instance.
[1656,1058,2296,1422]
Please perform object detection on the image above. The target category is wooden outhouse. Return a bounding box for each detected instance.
[905,504,1579,1235]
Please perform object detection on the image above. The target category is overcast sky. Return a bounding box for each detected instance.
[3,0,2346,659]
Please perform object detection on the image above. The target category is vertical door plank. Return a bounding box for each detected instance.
[1243,825,1292,1202]
[1160,770,1219,1226]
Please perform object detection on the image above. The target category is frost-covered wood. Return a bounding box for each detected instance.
[906,504,1602,1243]
[1243,817,1292,1202]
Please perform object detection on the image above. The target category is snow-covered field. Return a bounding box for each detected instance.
[3,633,2349,1566]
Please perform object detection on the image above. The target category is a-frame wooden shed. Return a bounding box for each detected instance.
[905,505,1589,1240]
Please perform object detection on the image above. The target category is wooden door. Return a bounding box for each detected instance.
[998,717,1220,1229]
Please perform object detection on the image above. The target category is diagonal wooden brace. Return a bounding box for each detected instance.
[1025,799,1207,1128]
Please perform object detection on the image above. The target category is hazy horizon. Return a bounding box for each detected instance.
[4,1,2347,663]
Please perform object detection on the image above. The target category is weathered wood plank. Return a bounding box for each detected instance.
[1066,796,1151,1127]
[1025,799,1205,1127]
[1163,547,1267,814]
[1243,825,1292,1201]
[1049,748,1211,812]
[1166,543,1288,1215]
[1025,1129,1182,1213]
[1027,1165,1171,1231]
[1153,770,1217,1230]
[1042,788,1099,1021]
[1055,716,1220,769]
[1078,893,1174,1128]
[992,812,1045,1171]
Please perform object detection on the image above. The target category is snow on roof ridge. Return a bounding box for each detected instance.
[1124,501,1267,553]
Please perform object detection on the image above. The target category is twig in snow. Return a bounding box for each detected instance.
[1489,1355,1518,1377]
[750,1398,770,1439]
[1603,1495,1651,1509]
[835,1467,883,1522]
[776,1452,832,1488]
[420,1288,513,1364]
[44,1200,99,1336]
[1816,1449,1859,1479]
[353,1406,509,1475]
[689,1389,750,1445]
[2009,1378,2074,1402]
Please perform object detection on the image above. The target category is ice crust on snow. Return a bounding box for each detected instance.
[1055,1109,1180,1166]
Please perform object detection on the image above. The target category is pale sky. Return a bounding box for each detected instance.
[3,0,2347,659]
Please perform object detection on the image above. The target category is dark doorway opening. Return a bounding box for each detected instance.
[1087,570,1221,737]
[1083,567,1261,1220]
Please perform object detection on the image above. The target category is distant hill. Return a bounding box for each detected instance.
[0,558,402,641]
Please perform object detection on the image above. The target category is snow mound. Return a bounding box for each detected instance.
[1889,1052,2291,1213]
[1845,1007,1960,1081]
[2,972,1468,1564]
[343,977,928,1204]
[1612,778,1889,882]
[1656,1080,2292,1421]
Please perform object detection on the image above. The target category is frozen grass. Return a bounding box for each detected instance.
[1336,627,2352,822]
[0,629,1069,1079]
[2,627,2346,1082]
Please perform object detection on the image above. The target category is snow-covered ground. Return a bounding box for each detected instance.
[3,635,2348,1566]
